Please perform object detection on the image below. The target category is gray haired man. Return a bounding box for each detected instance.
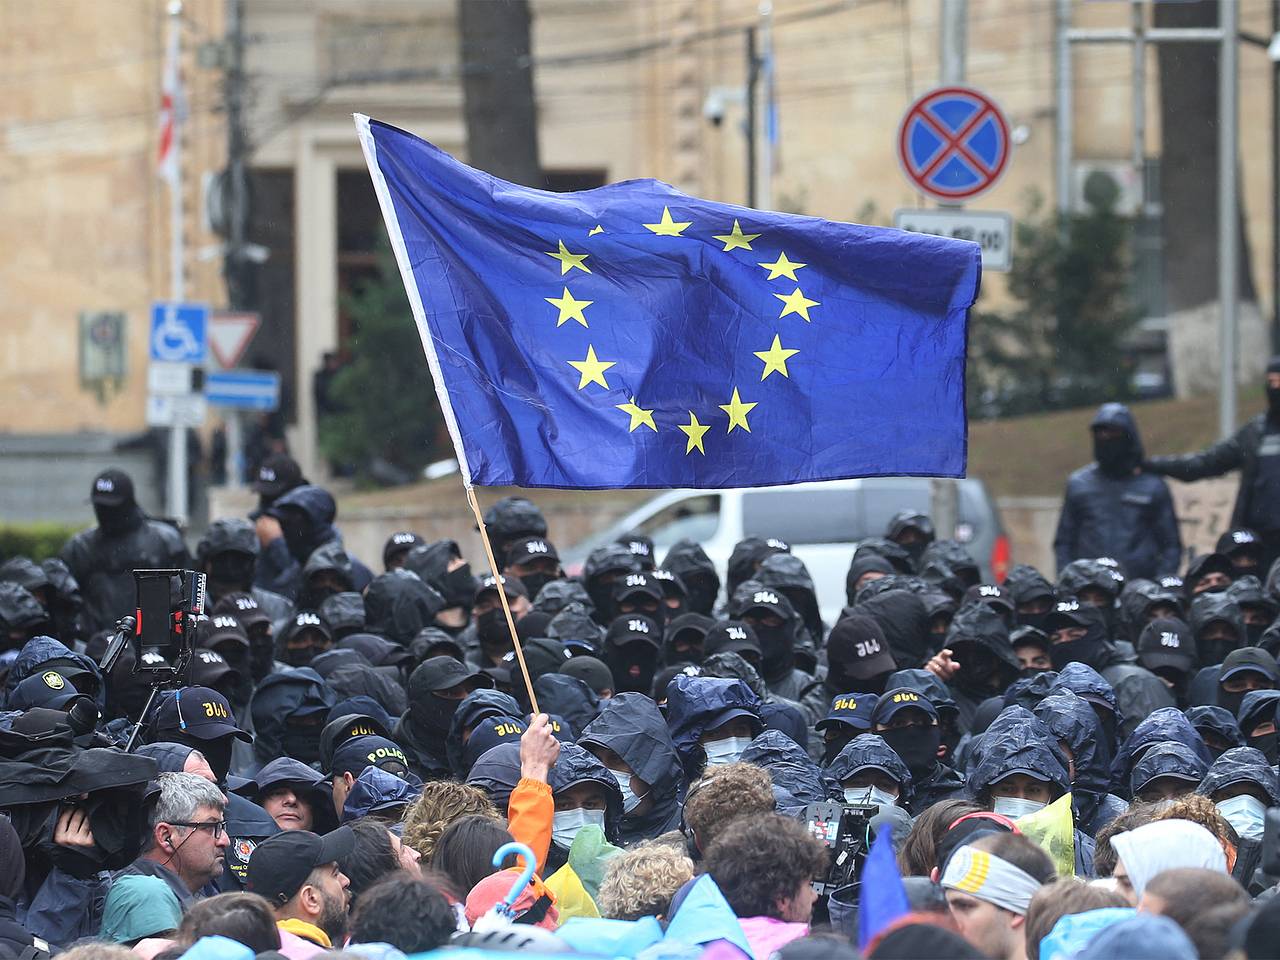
[118,771,229,905]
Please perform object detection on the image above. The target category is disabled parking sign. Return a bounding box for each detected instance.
[897,86,1011,202]
[149,302,208,364]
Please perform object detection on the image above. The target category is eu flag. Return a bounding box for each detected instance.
[356,115,979,490]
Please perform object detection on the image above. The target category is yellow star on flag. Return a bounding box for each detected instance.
[678,412,710,455]
[758,251,807,281]
[719,387,758,434]
[712,219,761,252]
[567,345,616,390]
[644,206,692,237]
[588,225,604,236]
[753,335,799,380]
[545,287,593,328]
[774,287,820,322]
[616,398,657,433]
[545,239,591,275]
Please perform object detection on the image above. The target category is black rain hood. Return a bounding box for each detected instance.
[340,633,413,671]
[1110,706,1213,794]
[531,673,599,739]
[1119,579,1184,644]
[856,589,932,670]
[3,635,102,710]
[755,553,824,646]
[885,668,960,723]
[1090,402,1144,478]
[249,666,337,765]
[324,662,407,718]
[825,733,913,796]
[1188,591,1246,665]
[364,570,447,647]
[1196,746,1280,806]
[1045,602,1112,673]
[853,538,915,575]
[726,537,790,598]
[0,582,52,646]
[548,742,624,843]
[1050,662,1119,720]
[466,741,523,812]
[1129,741,1208,797]
[547,603,606,656]
[943,604,1019,700]
[918,540,981,596]
[532,580,595,619]
[1057,559,1124,605]
[579,692,683,844]
[728,580,800,682]
[266,485,338,564]
[741,730,837,815]
[662,539,721,616]
[446,689,523,777]
[1033,691,1112,799]
[846,555,896,606]
[318,592,366,639]
[1184,705,1245,754]
[582,544,642,623]
[968,709,1070,800]
[1003,671,1061,712]
[665,674,761,776]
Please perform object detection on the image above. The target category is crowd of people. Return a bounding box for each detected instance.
[8,379,1280,960]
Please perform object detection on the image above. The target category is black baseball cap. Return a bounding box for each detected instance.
[605,614,661,650]
[505,536,560,568]
[212,592,271,630]
[816,692,879,733]
[871,688,939,726]
[331,735,412,779]
[1010,625,1050,650]
[412,655,494,692]
[476,574,529,601]
[559,656,614,695]
[383,531,424,569]
[962,584,1014,616]
[613,573,664,605]
[1044,599,1093,632]
[1221,647,1280,684]
[1137,618,1196,673]
[90,468,134,507]
[153,687,251,742]
[202,614,250,650]
[827,615,895,680]
[246,826,355,906]
[703,621,762,659]
[253,454,306,499]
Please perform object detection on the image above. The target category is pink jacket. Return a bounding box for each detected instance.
[276,928,328,959]
[737,916,810,959]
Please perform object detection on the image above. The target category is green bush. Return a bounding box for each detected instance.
[0,523,84,562]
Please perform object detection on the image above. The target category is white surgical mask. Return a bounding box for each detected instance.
[607,768,647,814]
[703,736,752,766]
[551,807,606,850]
[992,796,1047,819]
[1216,794,1267,840]
[844,785,899,808]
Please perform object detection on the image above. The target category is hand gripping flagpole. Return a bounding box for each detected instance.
[465,486,541,715]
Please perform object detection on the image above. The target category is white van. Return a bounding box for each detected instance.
[563,477,1008,625]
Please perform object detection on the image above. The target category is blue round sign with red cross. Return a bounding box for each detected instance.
[897,86,1011,202]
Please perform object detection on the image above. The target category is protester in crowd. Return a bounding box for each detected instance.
[118,772,229,908]
[243,826,354,952]
[1022,879,1128,960]
[348,874,457,955]
[172,893,283,956]
[597,842,695,921]
[1108,818,1228,904]
[940,832,1057,960]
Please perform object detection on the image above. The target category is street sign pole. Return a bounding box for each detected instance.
[931,0,967,540]
[165,2,188,525]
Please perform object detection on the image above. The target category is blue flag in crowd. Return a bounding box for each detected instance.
[858,823,910,950]
[356,114,979,490]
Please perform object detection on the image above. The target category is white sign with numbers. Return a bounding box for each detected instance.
[893,209,1012,272]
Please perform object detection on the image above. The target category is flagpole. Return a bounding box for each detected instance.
[464,485,541,715]
[164,0,188,525]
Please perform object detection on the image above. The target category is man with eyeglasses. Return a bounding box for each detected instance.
[118,772,228,908]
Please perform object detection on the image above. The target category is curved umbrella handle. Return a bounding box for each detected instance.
[491,841,537,911]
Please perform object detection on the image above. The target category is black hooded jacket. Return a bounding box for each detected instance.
[255,486,372,600]
[741,730,837,815]
[445,690,523,778]
[1033,692,1124,836]
[58,508,190,634]
[579,693,683,845]
[854,590,932,671]
[248,667,336,767]
[364,570,447,647]
[942,605,1020,731]
[1054,403,1181,580]
[662,539,721,617]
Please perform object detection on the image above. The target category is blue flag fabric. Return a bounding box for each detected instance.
[356,115,979,490]
[858,822,911,950]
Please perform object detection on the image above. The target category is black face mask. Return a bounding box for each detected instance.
[208,553,256,595]
[752,624,794,680]
[902,540,929,567]
[879,725,941,779]
[1049,626,1107,672]
[93,502,142,536]
[684,575,719,617]
[442,564,478,609]
[1268,386,1280,423]
[282,721,322,765]
[283,644,323,668]
[1250,731,1279,765]
[1246,622,1268,647]
[605,642,658,695]
[1094,434,1138,478]
[823,735,854,766]
[1199,632,1242,667]
[477,608,514,660]
[411,692,461,736]
[297,582,342,612]
[1019,666,1051,680]
[249,628,275,682]
[586,578,617,625]
[827,669,889,697]
[1017,610,1052,633]
[519,572,559,601]
[1218,688,1247,719]
[173,733,233,784]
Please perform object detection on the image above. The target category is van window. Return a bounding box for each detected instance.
[860,481,986,542]
[741,489,862,544]
[634,494,721,550]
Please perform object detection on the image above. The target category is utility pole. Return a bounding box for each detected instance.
[223,0,248,485]
[165,0,189,525]
[931,0,966,541]
[746,26,758,209]
[1218,0,1239,439]
[757,1,774,211]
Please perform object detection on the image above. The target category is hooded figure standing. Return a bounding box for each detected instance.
[59,469,190,634]
[1054,403,1181,580]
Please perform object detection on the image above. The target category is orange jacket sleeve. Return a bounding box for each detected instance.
[507,777,553,876]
